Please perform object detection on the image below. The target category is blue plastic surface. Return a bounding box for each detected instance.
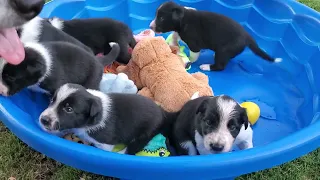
[1,0,320,179]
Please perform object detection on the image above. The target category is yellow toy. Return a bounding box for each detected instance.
[111,134,170,157]
[240,102,260,125]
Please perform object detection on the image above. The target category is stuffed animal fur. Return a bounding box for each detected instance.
[117,36,213,112]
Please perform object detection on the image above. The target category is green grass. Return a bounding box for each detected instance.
[299,0,320,10]
[1,0,320,179]
[0,123,113,180]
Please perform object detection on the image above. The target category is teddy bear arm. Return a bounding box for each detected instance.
[117,61,143,89]
[116,65,127,73]
[154,89,191,112]
[191,72,209,83]
[138,87,155,100]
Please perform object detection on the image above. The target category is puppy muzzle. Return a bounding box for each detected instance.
[149,20,162,34]
[0,81,9,96]
[10,0,45,20]
[204,133,234,153]
[39,110,60,132]
[40,115,59,131]
[149,20,156,31]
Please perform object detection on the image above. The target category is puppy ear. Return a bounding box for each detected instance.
[172,7,184,21]
[88,98,102,126]
[240,108,249,130]
[196,99,208,115]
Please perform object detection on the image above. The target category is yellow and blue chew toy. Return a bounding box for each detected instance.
[165,33,192,70]
[112,134,170,157]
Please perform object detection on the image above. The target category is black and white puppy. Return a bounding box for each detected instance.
[170,94,252,156]
[0,0,45,65]
[0,41,120,96]
[149,1,282,71]
[47,17,137,64]
[17,16,94,54]
[38,83,173,155]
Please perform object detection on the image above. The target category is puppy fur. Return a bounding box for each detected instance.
[0,0,44,29]
[39,83,173,155]
[0,41,120,96]
[170,95,249,155]
[17,16,94,54]
[150,1,282,71]
[0,0,44,65]
[47,17,137,64]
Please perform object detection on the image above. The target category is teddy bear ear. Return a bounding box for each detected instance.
[152,37,175,56]
[133,38,157,68]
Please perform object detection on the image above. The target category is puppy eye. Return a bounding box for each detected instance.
[229,125,236,131]
[160,17,164,21]
[63,103,73,113]
[64,107,73,113]
[205,119,212,126]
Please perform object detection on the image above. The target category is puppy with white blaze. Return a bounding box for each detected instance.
[149,1,282,71]
[0,41,120,96]
[39,83,175,155]
[171,95,253,156]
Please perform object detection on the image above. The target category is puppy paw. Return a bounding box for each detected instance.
[199,64,211,71]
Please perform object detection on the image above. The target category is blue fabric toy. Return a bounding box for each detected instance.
[99,73,138,94]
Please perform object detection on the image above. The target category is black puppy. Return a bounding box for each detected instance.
[39,83,174,155]
[47,17,137,64]
[170,94,251,156]
[17,16,94,54]
[149,1,282,71]
[0,41,119,96]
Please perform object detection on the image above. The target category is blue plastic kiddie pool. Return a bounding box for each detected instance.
[1,0,320,179]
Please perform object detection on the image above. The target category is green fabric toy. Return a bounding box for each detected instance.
[111,134,170,157]
[165,33,192,70]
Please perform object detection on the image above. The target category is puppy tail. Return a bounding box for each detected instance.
[98,42,121,66]
[247,36,282,63]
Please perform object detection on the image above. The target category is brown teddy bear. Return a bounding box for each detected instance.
[117,36,213,112]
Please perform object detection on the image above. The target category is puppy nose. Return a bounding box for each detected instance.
[149,20,155,30]
[11,0,45,18]
[0,84,8,96]
[0,90,8,97]
[40,116,51,126]
[210,143,224,152]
